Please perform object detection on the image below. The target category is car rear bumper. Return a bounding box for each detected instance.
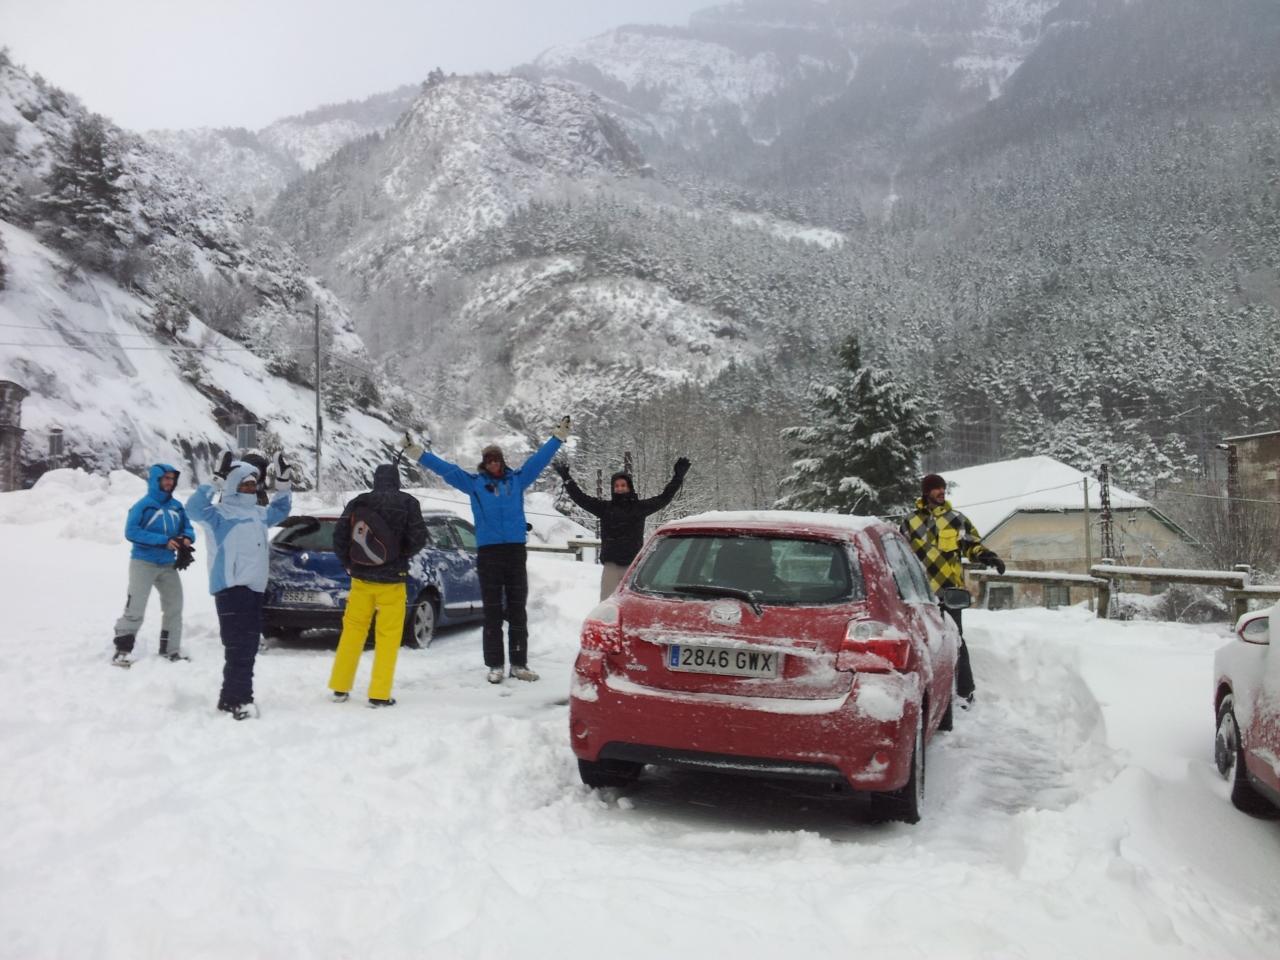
[569,657,920,792]
[263,606,345,632]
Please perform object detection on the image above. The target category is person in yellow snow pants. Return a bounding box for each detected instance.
[327,463,429,707]
[329,578,407,704]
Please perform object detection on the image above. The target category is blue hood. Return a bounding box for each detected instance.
[147,463,179,503]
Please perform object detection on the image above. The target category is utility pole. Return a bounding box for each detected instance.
[1225,443,1240,565]
[1083,478,1094,612]
[314,304,323,492]
[1099,462,1115,562]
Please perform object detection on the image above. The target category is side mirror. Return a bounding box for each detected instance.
[939,587,972,611]
[1237,613,1270,645]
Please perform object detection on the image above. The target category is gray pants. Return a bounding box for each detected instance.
[600,562,628,600]
[114,558,184,654]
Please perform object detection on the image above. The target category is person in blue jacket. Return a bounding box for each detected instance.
[400,417,570,684]
[187,454,294,719]
[111,463,196,666]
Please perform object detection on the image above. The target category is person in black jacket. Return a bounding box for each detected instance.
[554,458,691,599]
[327,464,429,707]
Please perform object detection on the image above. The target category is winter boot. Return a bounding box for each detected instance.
[332,691,350,703]
[218,700,258,720]
[486,667,505,685]
[509,665,540,682]
[367,698,397,708]
[160,652,191,662]
[110,649,134,669]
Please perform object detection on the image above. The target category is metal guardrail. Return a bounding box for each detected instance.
[970,563,1278,620]
[526,538,602,562]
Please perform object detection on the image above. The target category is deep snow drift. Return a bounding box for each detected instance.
[2,472,1279,959]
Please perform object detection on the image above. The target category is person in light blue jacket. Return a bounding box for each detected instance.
[188,454,294,719]
[111,463,196,666]
[400,417,569,684]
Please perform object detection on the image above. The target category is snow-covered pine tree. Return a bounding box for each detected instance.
[35,114,130,273]
[776,336,935,516]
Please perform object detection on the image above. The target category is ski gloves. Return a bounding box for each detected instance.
[552,416,572,442]
[673,457,692,479]
[399,433,427,461]
[978,550,1006,575]
[552,461,571,482]
[174,542,196,571]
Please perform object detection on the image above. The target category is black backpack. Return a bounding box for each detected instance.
[348,502,400,566]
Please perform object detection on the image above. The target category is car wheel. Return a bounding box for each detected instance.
[403,592,439,649]
[1216,694,1279,817]
[577,757,642,789]
[869,709,925,824]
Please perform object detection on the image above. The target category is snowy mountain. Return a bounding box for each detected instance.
[145,84,419,212]
[144,126,300,214]
[267,74,806,424]
[0,54,413,486]
[525,0,1059,153]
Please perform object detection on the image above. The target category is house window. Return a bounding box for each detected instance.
[236,423,258,449]
[987,586,1014,611]
[1043,583,1071,609]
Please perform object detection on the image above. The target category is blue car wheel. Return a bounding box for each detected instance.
[404,591,438,649]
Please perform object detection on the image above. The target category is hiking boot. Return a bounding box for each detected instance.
[367,697,397,708]
[486,667,505,685]
[332,691,350,703]
[509,665,540,682]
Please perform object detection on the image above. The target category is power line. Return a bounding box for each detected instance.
[1155,489,1280,506]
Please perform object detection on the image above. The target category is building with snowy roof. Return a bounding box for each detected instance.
[938,456,1194,609]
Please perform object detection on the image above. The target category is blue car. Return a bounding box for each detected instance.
[263,510,484,647]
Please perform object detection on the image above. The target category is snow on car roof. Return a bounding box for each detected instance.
[660,510,887,538]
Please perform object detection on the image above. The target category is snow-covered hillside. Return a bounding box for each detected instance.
[144,127,300,214]
[3,475,1279,957]
[529,0,1059,147]
[147,84,420,211]
[0,55,408,486]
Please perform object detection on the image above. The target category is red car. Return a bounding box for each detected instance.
[1214,604,1280,816]
[568,511,961,823]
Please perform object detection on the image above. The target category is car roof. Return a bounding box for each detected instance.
[656,510,893,541]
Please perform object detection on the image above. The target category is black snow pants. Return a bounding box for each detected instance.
[477,544,529,669]
[215,586,263,708]
[943,605,975,699]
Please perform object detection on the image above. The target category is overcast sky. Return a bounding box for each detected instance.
[1,0,712,132]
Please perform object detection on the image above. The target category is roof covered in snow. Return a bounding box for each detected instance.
[938,456,1151,536]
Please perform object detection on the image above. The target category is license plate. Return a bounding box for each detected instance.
[667,644,780,678]
[280,590,331,606]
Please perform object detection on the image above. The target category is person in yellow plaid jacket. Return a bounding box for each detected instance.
[900,473,1004,704]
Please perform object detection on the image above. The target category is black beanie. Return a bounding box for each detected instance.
[922,474,946,496]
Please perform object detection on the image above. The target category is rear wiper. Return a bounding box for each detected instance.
[672,584,764,618]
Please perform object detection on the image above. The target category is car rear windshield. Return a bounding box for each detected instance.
[272,517,336,552]
[631,534,864,605]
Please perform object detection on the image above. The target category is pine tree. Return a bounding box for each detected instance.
[35,114,129,271]
[776,336,935,516]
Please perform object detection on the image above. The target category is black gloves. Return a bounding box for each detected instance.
[673,457,691,479]
[175,542,196,571]
[214,450,234,480]
[552,461,571,482]
[979,551,1006,575]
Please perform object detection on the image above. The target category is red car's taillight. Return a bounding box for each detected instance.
[836,619,911,673]
[579,599,622,654]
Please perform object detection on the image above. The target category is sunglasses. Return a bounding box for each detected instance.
[483,454,503,463]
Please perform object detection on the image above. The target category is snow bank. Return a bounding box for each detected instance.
[3,481,1280,959]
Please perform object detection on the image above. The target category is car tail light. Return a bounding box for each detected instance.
[836,619,910,673]
[580,599,622,654]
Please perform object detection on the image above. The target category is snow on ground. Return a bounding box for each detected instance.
[3,475,1280,959]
